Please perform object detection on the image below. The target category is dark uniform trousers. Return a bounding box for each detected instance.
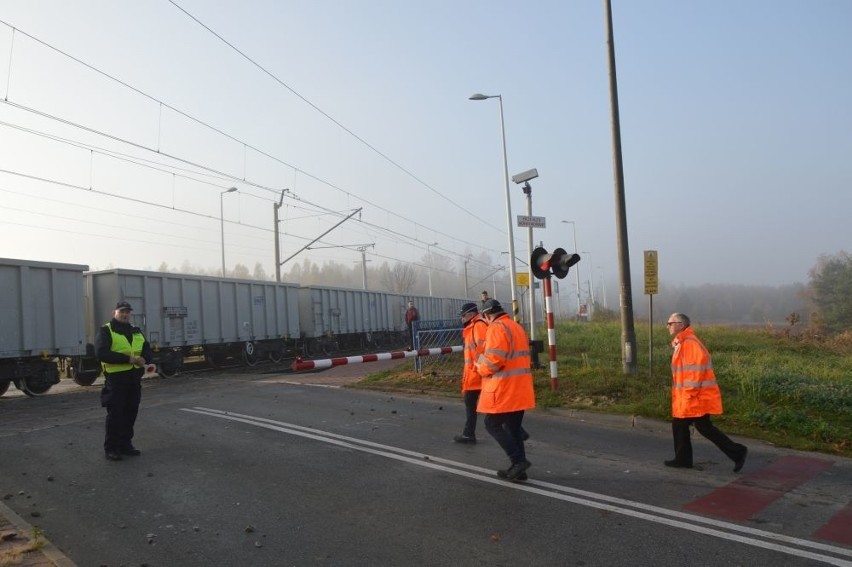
[101,371,142,452]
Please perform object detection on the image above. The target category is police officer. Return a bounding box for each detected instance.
[96,300,153,461]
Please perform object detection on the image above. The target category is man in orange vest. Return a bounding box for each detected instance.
[454,302,487,444]
[666,313,747,472]
[475,299,536,481]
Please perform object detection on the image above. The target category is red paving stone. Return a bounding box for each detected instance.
[813,501,852,546]
[683,455,834,521]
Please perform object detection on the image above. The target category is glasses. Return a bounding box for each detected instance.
[666,321,683,326]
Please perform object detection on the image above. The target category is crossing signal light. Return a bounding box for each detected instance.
[531,247,581,279]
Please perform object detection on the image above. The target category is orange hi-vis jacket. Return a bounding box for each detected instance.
[475,313,536,414]
[461,314,488,393]
[671,326,723,418]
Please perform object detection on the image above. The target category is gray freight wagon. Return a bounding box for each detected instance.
[86,269,301,375]
[0,257,93,396]
[297,286,404,355]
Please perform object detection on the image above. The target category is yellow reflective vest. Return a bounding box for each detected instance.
[101,322,146,374]
[475,313,536,413]
[671,326,723,418]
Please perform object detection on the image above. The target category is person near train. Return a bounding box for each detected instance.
[95,300,153,462]
[404,300,419,350]
[475,299,535,481]
[665,312,748,472]
[453,302,487,444]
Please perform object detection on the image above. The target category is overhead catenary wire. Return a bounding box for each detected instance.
[166,0,498,231]
[0,17,505,245]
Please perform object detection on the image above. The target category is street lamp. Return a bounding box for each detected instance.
[561,220,582,319]
[426,241,438,296]
[469,92,518,321]
[582,250,595,319]
[220,187,238,276]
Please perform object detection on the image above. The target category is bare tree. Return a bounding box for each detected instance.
[253,262,268,281]
[231,263,250,279]
[380,262,419,295]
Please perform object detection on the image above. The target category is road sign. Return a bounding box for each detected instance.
[516,272,530,288]
[644,250,658,295]
[517,215,546,228]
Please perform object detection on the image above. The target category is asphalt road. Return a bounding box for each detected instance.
[1,367,851,566]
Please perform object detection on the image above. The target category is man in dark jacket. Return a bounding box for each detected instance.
[404,301,419,350]
[95,300,153,461]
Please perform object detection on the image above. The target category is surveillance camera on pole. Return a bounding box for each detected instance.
[531,246,581,279]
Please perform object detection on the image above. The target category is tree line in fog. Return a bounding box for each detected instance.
[150,250,851,332]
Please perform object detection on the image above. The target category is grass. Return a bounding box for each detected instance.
[0,526,44,567]
[352,321,852,458]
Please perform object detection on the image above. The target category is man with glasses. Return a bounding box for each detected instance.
[665,313,747,472]
[96,301,153,462]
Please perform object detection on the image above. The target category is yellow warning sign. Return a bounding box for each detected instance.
[516,272,530,288]
[644,250,658,295]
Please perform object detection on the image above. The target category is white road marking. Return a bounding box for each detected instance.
[181,406,852,566]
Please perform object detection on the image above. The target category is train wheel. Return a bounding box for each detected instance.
[20,375,55,397]
[0,379,10,397]
[158,364,179,378]
[72,371,99,387]
[242,342,258,367]
[268,349,283,363]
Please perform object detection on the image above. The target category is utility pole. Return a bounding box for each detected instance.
[356,245,373,290]
[604,0,638,374]
[273,188,289,282]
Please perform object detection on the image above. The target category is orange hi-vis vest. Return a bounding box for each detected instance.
[475,313,536,414]
[461,314,488,393]
[671,326,723,418]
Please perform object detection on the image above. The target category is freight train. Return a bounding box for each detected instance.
[0,258,467,397]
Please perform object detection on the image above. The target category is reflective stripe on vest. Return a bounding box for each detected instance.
[102,323,145,374]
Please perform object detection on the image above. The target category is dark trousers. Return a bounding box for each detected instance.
[672,414,746,467]
[484,410,527,464]
[462,390,481,437]
[101,374,142,452]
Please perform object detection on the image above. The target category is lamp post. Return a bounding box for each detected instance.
[582,250,595,319]
[220,187,238,276]
[426,242,438,296]
[469,93,518,321]
[561,220,582,319]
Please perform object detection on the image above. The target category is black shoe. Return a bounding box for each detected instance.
[733,447,748,472]
[521,430,530,441]
[497,469,528,481]
[453,435,476,445]
[664,459,692,469]
[120,447,141,456]
[504,460,531,481]
[105,452,123,461]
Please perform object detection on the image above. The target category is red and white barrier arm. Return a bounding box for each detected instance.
[290,345,463,372]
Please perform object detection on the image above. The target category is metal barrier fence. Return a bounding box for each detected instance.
[413,319,463,375]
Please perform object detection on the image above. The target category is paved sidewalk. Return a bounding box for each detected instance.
[0,500,74,567]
